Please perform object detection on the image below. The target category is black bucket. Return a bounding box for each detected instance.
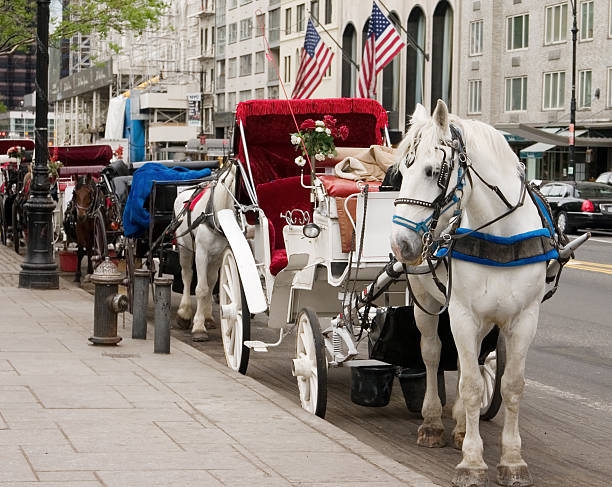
[398,368,446,413]
[350,365,395,407]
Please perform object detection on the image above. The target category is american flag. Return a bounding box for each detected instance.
[292,19,334,99]
[357,2,405,98]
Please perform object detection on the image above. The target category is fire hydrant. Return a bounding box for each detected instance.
[89,257,128,345]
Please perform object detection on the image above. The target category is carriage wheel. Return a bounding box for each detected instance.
[12,202,20,254]
[293,308,328,418]
[218,247,250,375]
[93,209,108,266]
[125,238,136,314]
[480,332,506,420]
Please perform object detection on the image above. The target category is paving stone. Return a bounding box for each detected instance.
[0,335,70,353]
[208,467,293,486]
[96,469,224,487]
[0,446,37,481]
[38,470,98,481]
[0,483,101,486]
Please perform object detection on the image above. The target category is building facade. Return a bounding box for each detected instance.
[458,0,612,180]
[0,48,36,111]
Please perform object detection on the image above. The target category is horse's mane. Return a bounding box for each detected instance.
[392,113,523,179]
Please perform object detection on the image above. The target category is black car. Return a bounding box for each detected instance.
[539,181,612,234]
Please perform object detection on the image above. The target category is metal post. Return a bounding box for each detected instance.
[569,0,578,181]
[132,269,150,339]
[19,0,59,289]
[154,275,173,353]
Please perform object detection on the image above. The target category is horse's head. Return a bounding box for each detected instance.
[74,175,94,222]
[391,100,465,264]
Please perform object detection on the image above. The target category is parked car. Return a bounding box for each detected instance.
[595,171,612,185]
[539,181,612,234]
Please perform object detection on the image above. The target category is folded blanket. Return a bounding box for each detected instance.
[334,145,397,182]
[123,163,211,238]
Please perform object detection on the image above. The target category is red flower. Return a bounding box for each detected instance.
[323,115,337,128]
[339,125,349,141]
[300,119,316,130]
[331,127,339,137]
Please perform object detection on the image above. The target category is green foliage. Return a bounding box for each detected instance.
[291,116,349,168]
[0,100,7,113]
[0,0,167,56]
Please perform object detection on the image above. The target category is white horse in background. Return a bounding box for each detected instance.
[391,101,548,487]
[173,163,236,341]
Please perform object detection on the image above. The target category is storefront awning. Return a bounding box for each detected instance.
[520,142,555,158]
[496,123,612,147]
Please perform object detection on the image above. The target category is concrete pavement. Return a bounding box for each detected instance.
[0,245,440,487]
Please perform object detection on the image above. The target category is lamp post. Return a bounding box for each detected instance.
[569,0,578,182]
[19,0,59,289]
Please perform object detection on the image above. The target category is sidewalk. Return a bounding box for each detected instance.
[0,246,440,487]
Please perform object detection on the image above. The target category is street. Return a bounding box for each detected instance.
[176,232,612,487]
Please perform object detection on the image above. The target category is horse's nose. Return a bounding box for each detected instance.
[391,232,422,264]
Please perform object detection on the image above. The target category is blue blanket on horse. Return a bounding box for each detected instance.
[123,163,212,238]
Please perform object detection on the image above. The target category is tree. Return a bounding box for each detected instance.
[0,0,167,57]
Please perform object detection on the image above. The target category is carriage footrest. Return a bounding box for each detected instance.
[244,340,271,352]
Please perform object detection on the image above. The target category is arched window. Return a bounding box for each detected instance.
[406,7,426,118]
[382,12,401,127]
[431,1,453,112]
[341,23,357,97]
[362,18,370,51]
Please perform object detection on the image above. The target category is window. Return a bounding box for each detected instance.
[505,76,527,111]
[228,92,236,111]
[255,51,265,73]
[240,18,252,40]
[285,8,292,35]
[228,23,237,44]
[580,1,593,41]
[470,20,483,55]
[297,4,305,32]
[610,0,612,37]
[255,87,265,99]
[269,86,279,99]
[311,0,319,21]
[239,54,252,76]
[545,3,568,44]
[239,89,251,102]
[217,93,225,112]
[507,14,529,50]
[284,55,291,82]
[256,13,265,37]
[578,69,592,108]
[325,0,332,24]
[607,67,612,107]
[468,80,481,114]
[228,0,236,9]
[543,71,566,109]
[240,0,252,4]
[228,57,237,78]
[217,26,226,46]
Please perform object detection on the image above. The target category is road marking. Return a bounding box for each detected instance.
[526,379,612,413]
[565,260,612,275]
[589,238,612,244]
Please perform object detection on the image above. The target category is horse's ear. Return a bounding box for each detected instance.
[432,99,449,131]
[85,174,92,184]
[411,103,428,123]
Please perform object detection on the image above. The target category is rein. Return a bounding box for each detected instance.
[393,124,531,315]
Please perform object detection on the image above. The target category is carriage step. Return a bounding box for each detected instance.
[244,340,270,352]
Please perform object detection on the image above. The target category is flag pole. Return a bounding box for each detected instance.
[308,13,359,71]
[377,0,429,61]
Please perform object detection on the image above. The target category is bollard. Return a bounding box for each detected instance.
[132,269,150,339]
[154,274,173,354]
[89,258,128,345]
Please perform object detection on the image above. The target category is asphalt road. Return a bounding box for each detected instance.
[173,232,612,486]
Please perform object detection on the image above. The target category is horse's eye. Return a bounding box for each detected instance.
[424,165,433,177]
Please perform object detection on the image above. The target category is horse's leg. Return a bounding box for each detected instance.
[74,245,83,282]
[412,289,445,448]
[191,230,212,342]
[203,255,221,329]
[496,310,537,487]
[452,362,467,450]
[86,243,93,275]
[176,237,194,330]
[450,303,488,487]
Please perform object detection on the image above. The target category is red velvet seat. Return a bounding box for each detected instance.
[318,175,381,197]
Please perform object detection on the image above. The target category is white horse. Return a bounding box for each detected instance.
[391,101,548,487]
[173,163,236,341]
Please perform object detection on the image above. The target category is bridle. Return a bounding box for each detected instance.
[75,181,99,219]
[392,124,529,315]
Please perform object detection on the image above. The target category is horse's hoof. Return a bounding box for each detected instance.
[175,316,192,330]
[417,425,446,448]
[496,464,533,487]
[452,466,488,487]
[205,319,217,329]
[192,331,209,342]
[453,430,465,450]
